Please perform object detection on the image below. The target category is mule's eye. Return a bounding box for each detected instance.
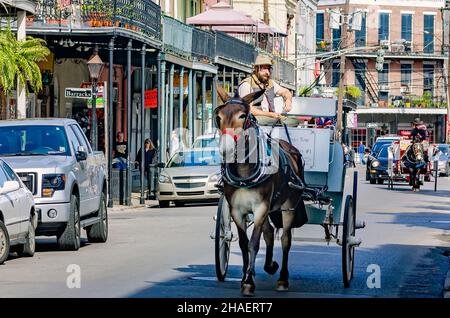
[239,114,246,120]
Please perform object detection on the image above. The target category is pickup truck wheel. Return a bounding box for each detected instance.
[86,192,108,243]
[57,195,80,251]
[0,221,10,265]
[17,220,35,257]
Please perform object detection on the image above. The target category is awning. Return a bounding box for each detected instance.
[187,1,256,26]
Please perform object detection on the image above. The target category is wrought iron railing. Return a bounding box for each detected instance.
[272,55,295,86]
[162,15,193,60]
[29,0,161,38]
[215,31,255,66]
[192,28,215,63]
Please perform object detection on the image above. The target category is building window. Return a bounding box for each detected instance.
[423,64,434,95]
[332,61,340,87]
[424,15,434,53]
[316,13,324,43]
[378,63,389,85]
[401,14,412,52]
[332,27,341,50]
[378,13,390,42]
[400,64,412,87]
[355,12,366,47]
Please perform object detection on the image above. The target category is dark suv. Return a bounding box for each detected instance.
[366,137,400,180]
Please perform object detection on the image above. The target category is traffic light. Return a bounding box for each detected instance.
[376,48,385,72]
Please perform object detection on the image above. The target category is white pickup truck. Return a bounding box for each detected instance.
[0,118,108,251]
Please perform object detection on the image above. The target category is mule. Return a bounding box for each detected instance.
[215,86,308,296]
[402,141,426,192]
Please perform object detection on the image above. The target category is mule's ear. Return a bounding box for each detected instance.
[242,89,265,106]
[216,85,231,103]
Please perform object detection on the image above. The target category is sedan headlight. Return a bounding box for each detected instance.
[42,174,65,197]
[158,173,171,183]
[209,173,220,183]
[371,160,380,168]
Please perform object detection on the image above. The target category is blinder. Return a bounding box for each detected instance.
[213,98,254,131]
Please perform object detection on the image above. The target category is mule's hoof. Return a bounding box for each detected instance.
[241,284,255,297]
[264,261,279,275]
[276,281,289,292]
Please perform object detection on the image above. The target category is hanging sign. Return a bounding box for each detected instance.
[145,89,158,108]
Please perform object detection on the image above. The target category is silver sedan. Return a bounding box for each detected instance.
[157,148,221,207]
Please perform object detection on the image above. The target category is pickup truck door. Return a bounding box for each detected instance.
[70,124,99,213]
[67,125,90,215]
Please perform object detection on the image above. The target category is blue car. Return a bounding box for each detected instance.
[365,137,400,180]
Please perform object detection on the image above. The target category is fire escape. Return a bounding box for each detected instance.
[350,58,379,105]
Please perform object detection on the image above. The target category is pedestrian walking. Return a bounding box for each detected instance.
[136,138,157,199]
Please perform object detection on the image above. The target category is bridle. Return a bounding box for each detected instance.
[214,97,272,188]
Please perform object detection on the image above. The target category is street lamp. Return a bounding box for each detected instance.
[87,53,104,151]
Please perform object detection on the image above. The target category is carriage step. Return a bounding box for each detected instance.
[337,236,362,247]
[355,220,366,229]
[348,236,362,247]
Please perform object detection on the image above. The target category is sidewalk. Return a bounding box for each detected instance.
[109,192,159,213]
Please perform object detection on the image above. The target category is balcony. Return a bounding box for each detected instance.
[162,15,193,60]
[215,31,255,66]
[27,0,161,39]
[272,55,295,86]
[191,28,215,63]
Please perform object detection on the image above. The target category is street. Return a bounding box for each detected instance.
[0,167,449,298]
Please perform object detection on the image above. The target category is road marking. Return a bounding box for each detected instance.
[190,276,242,282]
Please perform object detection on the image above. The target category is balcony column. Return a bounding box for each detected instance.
[212,74,218,111]
[179,67,184,144]
[192,71,197,143]
[108,38,115,208]
[188,69,193,145]
[125,39,132,206]
[169,64,175,156]
[202,71,206,134]
[231,68,234,93]
[140,44,147,205]
[17,11,26,118]
[222,66,226,89]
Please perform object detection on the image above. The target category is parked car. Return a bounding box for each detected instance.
[368,144,391,184]
[366,136,401,180]
[434,144,450,176]
[157,147,221,207]
[0,159,36,264]
[0,119,108,251]
[192,134,219,149]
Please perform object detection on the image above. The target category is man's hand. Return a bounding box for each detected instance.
[283,99,292,113]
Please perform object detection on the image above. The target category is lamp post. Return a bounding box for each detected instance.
[87,53,104,151]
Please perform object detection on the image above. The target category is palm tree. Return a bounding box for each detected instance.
[0,25,50,118]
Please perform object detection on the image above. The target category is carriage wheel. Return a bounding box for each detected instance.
[215,196,232,282]
[342,195,356,288]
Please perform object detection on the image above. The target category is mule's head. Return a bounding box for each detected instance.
[215,85,264,160]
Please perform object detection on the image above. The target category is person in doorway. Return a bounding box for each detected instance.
[136,138,158,199]
[238,54,299,127]
[113,132,128,159]
[358,142,365,163]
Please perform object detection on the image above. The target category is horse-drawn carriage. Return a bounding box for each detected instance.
[386,137,435,191]
[212,94,366,294]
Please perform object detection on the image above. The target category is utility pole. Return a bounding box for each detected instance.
[263,0,269,25]
[444,7,450,143]
[336,0,350,142]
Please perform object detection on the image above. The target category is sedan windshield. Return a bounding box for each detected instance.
[438,145,449,156]
[378,146,389,158]
[167,150,221,167]
[0,125,70,156]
